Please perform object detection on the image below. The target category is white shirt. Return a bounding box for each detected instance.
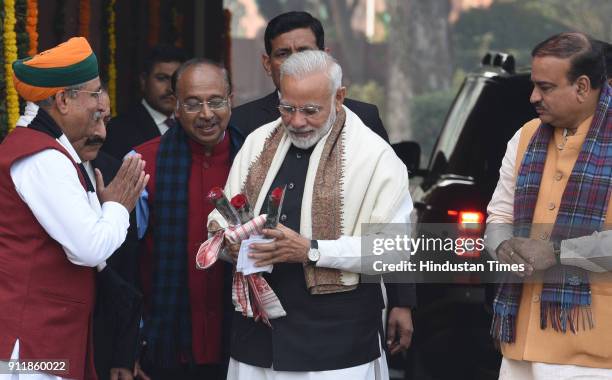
[485,128,612,271]
[9,133,130,267]
[141,98,171,135]
[316,193,414,274]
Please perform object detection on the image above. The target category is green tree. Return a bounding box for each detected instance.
[385,0,453,142]
[453,0,611,73]
[524,0,612,42]
[453,1,567,72]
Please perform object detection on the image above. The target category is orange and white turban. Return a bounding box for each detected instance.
[12,37,99,102]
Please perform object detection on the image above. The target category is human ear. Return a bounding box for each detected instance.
[335,86,346,111]
[575,75,591,102]
[55,91,70,114]
[262,54,272,76]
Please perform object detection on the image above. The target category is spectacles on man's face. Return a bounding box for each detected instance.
[181,97,229,113]
[278,103,323,118]
[70,88,104,101]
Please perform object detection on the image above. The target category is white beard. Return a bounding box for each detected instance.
[284,105,336,150]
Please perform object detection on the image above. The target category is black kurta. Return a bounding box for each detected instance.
[230,144,384,371]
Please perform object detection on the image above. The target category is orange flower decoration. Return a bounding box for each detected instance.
[26,0,38,56]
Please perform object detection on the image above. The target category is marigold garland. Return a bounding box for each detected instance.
[0,0,7,140]
[78,0,90,39]
[25,0,37,56]
[4,0,20,132]
[108,0,117,116]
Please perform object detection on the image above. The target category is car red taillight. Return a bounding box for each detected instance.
[458,211,485,231]
[447,210,485,258]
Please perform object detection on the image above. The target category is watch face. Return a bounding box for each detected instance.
[308,248,320,262]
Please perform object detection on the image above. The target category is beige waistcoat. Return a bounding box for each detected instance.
[501,117,612,368]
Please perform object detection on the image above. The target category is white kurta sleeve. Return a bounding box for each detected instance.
[560,231,612,272]
[316,193,414,274]
[484,129,520,259]
[10,149,130,267]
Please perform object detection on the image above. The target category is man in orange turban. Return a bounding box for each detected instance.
[0,37,148,380]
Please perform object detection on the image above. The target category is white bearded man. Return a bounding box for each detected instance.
[209,50,413,379]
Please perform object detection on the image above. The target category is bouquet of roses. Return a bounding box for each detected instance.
[196,187,287,326]
[206,186,241,226]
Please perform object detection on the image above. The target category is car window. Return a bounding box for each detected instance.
[434,76,487,166]
[425,72,535,192]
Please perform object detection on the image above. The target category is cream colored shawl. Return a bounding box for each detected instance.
[209,105,409,293]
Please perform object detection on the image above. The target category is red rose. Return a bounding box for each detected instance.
[231,194,248,210]
[271,186,284,206]
[207,186,225,202]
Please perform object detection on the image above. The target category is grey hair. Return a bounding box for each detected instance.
[36,83,86,108]
[280,50,342,95]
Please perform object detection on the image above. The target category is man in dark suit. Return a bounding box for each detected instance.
[91,153,143,380]
[230,11,389,142]
[103,45,187,160]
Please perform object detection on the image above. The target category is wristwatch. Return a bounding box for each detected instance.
[307,240,320,265]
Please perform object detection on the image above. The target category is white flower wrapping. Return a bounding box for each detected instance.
[195,214,286,326]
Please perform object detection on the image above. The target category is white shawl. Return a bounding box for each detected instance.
[210,105,409,289]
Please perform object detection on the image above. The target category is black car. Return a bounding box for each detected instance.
[392,52,537,380]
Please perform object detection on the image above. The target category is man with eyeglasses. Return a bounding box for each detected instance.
[230,11,388,142]
[0,37,148,380]
[132,59,244,380]
[210,50,413,380]
[103,45,187,160]
[16,91,145,380]
[231,9,415,364]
